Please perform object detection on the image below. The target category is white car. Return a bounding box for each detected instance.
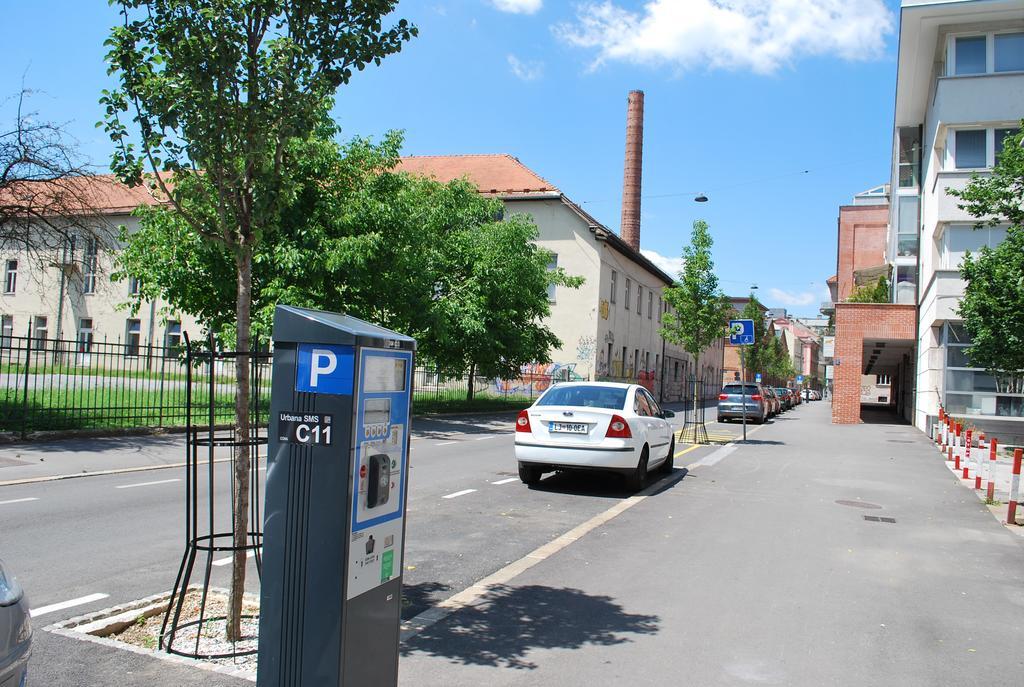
[514,382,676,490]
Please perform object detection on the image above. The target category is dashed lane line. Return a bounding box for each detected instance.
[435,441,457,446]
[474,436,496,441]
[442,488,477,499]
[212,550,257,567]
[0,497,39,506]
[30,593,110,619]
[114,478,181,490]
[491,477,518,485]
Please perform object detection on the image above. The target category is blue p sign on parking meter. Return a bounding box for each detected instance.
[729,319,755,345]
[797,374,804,383]
[755,372,762,383]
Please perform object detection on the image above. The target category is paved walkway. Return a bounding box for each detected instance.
[400,401,1024,686]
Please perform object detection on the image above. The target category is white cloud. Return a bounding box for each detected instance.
[555,0,894,74]
[641,249,685,277]
[491,0,542,14]
[508,54,545,81]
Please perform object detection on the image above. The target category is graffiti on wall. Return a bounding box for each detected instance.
[493,362,584,396]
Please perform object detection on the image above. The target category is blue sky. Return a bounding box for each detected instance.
[0,0,902,318]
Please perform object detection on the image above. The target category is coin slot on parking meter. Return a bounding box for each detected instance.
[257,305,415,687]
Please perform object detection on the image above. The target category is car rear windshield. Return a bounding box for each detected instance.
[722,384,759,395]
[775,388,788,394]
[536,385,628,410]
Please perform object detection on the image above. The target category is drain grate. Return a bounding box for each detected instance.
[863,515,897,523]
[836,499,882,510]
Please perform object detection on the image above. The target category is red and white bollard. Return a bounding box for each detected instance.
[975,433,984,491]
[986,438,998,502]
[963,429,972,480]
[954,424,962,471]
[1008,448,1022,526]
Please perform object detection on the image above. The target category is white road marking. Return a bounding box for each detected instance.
[212,550,258,567]
[115,478,181,490]
[491,477,518,485]
[436,441,457,446]
[474,436,496,441]
[30,593,109,618]
[442,489,477,499]
[689,444,738,468]
[0,497,38,506]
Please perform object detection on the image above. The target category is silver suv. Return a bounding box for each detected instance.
[0,557,31,687]
[717,383,768,423]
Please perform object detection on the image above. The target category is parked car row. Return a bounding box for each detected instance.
[802,389,823,401]
[716,383,803,424]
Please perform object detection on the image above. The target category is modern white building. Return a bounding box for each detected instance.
[892,0,1024,436]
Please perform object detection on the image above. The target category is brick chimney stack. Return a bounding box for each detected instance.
[620,90,644,251]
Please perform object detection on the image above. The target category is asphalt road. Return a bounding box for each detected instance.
[0,410,708,685]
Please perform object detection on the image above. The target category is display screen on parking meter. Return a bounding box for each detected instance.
[347,348,413,599]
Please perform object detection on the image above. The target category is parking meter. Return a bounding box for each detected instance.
[257,305,415,687]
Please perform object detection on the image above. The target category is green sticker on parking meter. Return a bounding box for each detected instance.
[381,550,394,582]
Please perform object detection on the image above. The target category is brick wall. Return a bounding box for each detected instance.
[833,303,916,423]
[836,204,889,301]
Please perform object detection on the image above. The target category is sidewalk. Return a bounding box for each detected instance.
[399,402,1024,686]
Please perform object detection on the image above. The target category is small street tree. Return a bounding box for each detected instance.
[846,275,889,303]
[739,293,769,382]
[660,219,731,398]
[101,0,416,640]
[950,123,1024,393]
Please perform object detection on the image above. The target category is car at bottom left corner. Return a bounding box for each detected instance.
[513,381,677,491]
[0,556,31,687]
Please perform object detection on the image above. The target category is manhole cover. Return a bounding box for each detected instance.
[835,499,882,510]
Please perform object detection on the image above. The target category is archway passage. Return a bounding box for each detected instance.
[832,303,916,424]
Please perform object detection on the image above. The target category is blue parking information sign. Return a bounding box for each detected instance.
[755,373,762,383]
[797,375,804,383]
[729,319,755,345]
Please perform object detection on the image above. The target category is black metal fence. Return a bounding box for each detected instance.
[0,334,268,436]
[0,336,571,436]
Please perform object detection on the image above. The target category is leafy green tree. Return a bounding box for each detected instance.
[660,220,731,392]
[117,129,582,401]
[101,0,416,640]
[846,276,890,303]
[738,293,769,381]
[766,336,796,384]
[950,125,1024,392]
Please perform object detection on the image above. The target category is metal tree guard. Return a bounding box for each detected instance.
[159,333,270,659]
[680,375,710,445]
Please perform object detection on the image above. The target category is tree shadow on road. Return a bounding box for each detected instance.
[402,581,454,621]
[401,584,660,669]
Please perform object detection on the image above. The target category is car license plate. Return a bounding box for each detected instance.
[549,422,587,434]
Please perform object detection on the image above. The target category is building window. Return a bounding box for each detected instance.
[894,265,917,304]
[546,254,558,303]
[621,346,627,374]
[953,35,987,75]
[625,278,631,310]
[647,291,653,319]
[125,319,141,357]
[165,321,182,356]
[996,128,1021,162]
[32,316,48,350]
[82,238,98,294]
[1,315,12,348]
[896,196,919,257]
[674,361,679,380]
[954,129,986,169]
[949,32,1024,75]
[644,351,650,371]
[636,284,642,316]
[898,127,921,188]
[940,224,1008,269]
[657,296,662,323]
[610,270,617,304]
[128,276,140,296]
[4,260,17,294]
[995,32,1024,72]
[942,323,1022,418]
[606,342,613,373]
[633,349,639,375]
[78,318,93,354]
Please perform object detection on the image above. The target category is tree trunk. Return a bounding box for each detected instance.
[466,362,476,402]
[226,245,253,642]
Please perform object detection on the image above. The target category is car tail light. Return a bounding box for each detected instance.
[605,414,632,439]
[750,394,762,401]
[718,393,728,400]
[516,410,532,433]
